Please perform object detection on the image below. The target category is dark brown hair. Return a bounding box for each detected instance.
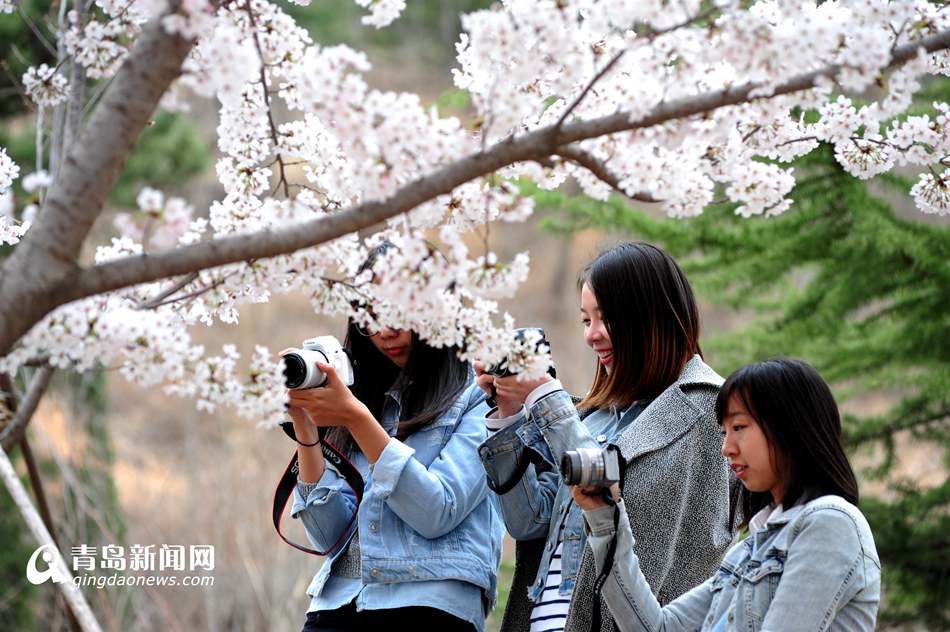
[578,242,702,410]
[324,325,470,456]
[716,357,860,527]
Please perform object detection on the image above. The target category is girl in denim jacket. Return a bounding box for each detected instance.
[573,358,881,632]
[284,315,503,632]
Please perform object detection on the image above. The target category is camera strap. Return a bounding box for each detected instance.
[486,404,594,495]
[589,502,622,632]
[273,423,365,556]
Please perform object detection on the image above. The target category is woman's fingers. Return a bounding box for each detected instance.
[475,372,494,395]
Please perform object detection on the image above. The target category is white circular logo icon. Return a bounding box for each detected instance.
[26,544,69,585]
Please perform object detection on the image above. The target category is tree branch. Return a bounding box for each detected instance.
[554,49,626,132]
[0,446,104,632]
[556,145,661,203]
[0,9,195,356]
[3,28,950,357]
[135,271,199,310]
[244,0,290,198]
[0,366,55,451]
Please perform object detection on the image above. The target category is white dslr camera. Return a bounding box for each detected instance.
[282,336,355,390]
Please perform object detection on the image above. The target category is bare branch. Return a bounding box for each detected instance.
[244,0,290,198]
[554,49,626,132]
[556,145,661,203]
[0,366,55,451]
[135,271,200,310]
[0,446,104,632]
[15,0,57,56]
[640,5,722,39]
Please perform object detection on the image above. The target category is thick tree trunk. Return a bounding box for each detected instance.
[0,17,195,357]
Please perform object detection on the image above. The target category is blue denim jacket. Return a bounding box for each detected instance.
[584,495,880,632]
[291,381,504,631]
[477,390,645,603]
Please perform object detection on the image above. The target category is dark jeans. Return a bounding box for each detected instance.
[301,602,478,632]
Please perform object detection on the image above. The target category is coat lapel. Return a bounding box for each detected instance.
[615,355,724,462]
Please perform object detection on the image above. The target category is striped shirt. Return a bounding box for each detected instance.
[530,525,571,632]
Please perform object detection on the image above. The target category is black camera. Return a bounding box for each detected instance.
[560,445,621,488]
[484,327,556,379]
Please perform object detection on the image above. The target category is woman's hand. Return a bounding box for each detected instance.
[287,361,374,428]
[474,361,554,417]
[493,373,553,416]
[473,361,495,396]
[570,484,619,511]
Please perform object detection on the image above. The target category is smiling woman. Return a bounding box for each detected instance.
[476,242,736,632]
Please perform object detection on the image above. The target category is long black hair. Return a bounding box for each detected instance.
[323,246,471,454]
[716,357,859,527]
[578,242,702,409]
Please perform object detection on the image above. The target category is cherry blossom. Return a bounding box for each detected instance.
[0,147,18,193]
[5,0,950,426]
[22,65,69,108]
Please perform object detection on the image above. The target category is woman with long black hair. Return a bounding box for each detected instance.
[572,358,880,631]
[285,310,503,632]
[477,242,736,632]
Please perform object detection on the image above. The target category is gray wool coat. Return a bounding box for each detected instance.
[486,355,737,632]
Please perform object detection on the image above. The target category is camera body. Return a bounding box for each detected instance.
[282,336,355,390]
[560,445,621,488]
[484,327,556,379]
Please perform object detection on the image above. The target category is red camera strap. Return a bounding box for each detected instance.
[273,425,365,556]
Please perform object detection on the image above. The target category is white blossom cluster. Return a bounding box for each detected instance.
[22,64,69,108]
[22,170,52,193]
[354,0,406,28]
[0,147,18,193]
[7,0,950,425]
[112,187,195,251]
[62,11,140,79]
[0,179,27,246]
[455,0,950,218]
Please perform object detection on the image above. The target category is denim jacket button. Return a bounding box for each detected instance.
[371,568,380,577]
[370,522,378,532]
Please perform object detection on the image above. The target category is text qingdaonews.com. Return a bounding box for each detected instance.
[72,574,214,588]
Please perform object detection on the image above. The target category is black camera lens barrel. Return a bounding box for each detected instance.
[282,354,308,389]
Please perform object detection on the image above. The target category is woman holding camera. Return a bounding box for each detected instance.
[572,358,880,631]
[477,242,735,632]
[285,317,503,632]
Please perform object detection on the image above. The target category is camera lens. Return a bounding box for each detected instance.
[282,354,307,389]
[560,452,582,486]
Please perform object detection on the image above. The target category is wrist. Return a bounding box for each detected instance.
[344,405,374,430]
[497,402,520,417]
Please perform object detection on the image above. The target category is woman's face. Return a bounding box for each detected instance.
[720,393,784,503]
[369,327,413,368]
[581,283,613,374]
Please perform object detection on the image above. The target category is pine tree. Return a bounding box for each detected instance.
[535,145,950,628]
